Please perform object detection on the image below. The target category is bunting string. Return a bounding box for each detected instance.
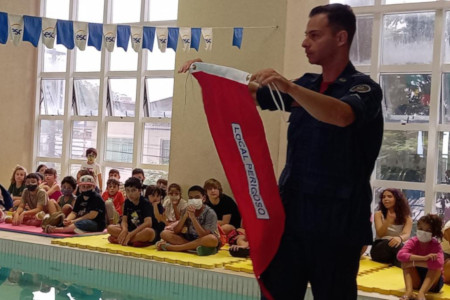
[0,11,277,52]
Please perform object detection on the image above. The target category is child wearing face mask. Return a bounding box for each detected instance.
[11,173,49,226]
[56,176,77,217]
[156,185,221,256]
[397,214,444,300]
[161,183,187,229]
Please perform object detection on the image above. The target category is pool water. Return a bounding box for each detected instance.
[0,251,258,300]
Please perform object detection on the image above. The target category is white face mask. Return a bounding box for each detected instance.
[170,195,180,202]
[187,198,203,210]
[416,230,432,243]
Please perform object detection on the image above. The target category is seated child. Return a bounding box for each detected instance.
[156,185,220,256]
[8,165,27,209]
[228,227,250,258]
[102,178,125,225]
[56,176,77,216]
[107,177,164,247]
[40,168,63,201]
[145,185,165,225]
[36,164,47,176]
[44,175,105,234]
[108,168,125,197]
[75,169,99,196]
[162,183,187,228]
[397,214,444,300]
[204,178,241,234]
[442,221,450,283]
[11,173,49,226]
[131,168,147,194]
[156,178,168,198]
[0,184,13,221]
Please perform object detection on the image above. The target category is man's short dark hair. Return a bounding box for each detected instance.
[124,177,142,189]
[309,3,356,47]
[132,168,144,176]
[26,173,41,181]
[188,185,205,196]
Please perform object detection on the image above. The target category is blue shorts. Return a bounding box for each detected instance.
[416,267,444,293]
[74,220,100,232]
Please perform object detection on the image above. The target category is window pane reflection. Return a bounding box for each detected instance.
[376,130,427,182]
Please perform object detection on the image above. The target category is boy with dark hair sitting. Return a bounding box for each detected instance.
[107,177,164,247]
[156,185,220,256]
[102,178,125,225]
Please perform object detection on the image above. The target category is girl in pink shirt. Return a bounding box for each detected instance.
[397,214,444,300]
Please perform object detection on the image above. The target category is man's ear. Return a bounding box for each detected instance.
[336,30,348,47]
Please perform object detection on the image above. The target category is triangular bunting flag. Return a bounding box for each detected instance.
[88,23,102,51]
[179,27,191,52]
[23,15,42,47]
[201,27,213,51]
[156,27,168,53]
[103,24,116,52]
[56,20,74,49]
[73,21,88,50]
[130,25,142,52]
[233,27,243,49]
[143,26,155,52]
[117,24,130,51]
[167,27,179,51]
[191,27,201,51]
[9,14,24,46]
[42,18,56,49]
[0,12,8,44]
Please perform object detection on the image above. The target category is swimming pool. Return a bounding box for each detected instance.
[0,238,260,300]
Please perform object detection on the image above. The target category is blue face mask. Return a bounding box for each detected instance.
[61,188,73,196]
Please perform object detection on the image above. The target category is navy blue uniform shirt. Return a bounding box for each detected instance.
[256,62,383,245]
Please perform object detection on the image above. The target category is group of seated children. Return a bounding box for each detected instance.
[370,188,450,300]
[0,149,247,258]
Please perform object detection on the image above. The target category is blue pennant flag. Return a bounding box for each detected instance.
[23,15,42,47]
[0,12,8,44]
[117,24,130,51]
[143,26,155,52]
[167,27,179,51]
[88,23,103,51]
[191,27,201,51]
[233,27,243,49]
[56,20,74,49]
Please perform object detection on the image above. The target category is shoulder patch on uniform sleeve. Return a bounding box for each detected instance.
[349,84,371,93]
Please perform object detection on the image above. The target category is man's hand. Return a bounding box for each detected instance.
[250,69,293,94]
[178,58,203,73]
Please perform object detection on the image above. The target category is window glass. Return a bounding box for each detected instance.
[149,0,178,21]
[75,47,101,72]
[381,74,431,124]
[350,16,373,65]
[110,41,138,71]
[442,73,450,124]
[142,169,169,186]
[40,79,65,116]
[77,0,104,23]
[376,130,427,182]
[45,0,69,19]
[145,78,173,118]
[382,12,435,65]
[437,192,450,223]
[105,122,135,163]
[142,122,171,165]
[73,79,100,116]
[43,45,67,72]
[147,45,176,71]
[70,164,82,179]
[108,79,137,117]
[444,12,450,63]
[105,167,132,184]
[329,0,374,6]
[71,121,98,159]
[384,0,434,3]
[38,120,64,158]
[112,0,141,23]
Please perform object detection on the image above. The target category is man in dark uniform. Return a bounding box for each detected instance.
[250,4,383,300]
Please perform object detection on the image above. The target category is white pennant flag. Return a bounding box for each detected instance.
[202,27,213,51]
[130,25,142,52]
[103,24,117,52]
[179,27,191,52]
[9,14,23,46]
[73,21,88,50]
[156,27,168,53]
[42,18,57,49]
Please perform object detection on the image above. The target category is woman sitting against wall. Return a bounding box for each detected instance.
[371,188,412,266]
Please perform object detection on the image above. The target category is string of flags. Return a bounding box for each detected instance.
[0,11,253,52]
